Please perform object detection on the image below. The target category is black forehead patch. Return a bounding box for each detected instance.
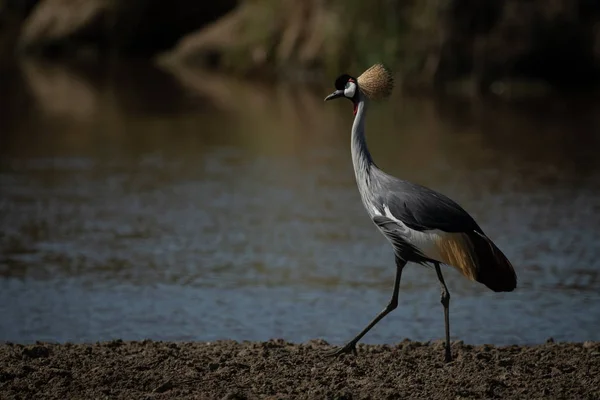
[334,74,356,90]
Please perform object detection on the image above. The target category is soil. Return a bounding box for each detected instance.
[1,339,599,399]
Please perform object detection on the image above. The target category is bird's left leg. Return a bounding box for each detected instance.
[434,262,452,362]
[325,257,406,357]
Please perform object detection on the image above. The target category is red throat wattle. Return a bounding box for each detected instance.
[353,103,358,115]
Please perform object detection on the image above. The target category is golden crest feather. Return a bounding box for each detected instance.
[357,64,394,100]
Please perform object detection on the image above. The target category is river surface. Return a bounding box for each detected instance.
[1,60,599,346]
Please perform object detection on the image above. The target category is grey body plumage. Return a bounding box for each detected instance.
[351,96,480,263]
[324,64,517,362]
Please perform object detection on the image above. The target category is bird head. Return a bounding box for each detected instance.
[324,74,359,102]
[325,64,394,114]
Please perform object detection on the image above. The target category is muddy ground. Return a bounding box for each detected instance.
[1,339,599,399]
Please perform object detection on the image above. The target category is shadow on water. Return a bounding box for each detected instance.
[0,59,599,345]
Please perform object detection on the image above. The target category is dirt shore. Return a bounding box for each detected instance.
[1,339,599,399]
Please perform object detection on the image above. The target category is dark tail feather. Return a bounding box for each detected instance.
[469,232,517,292]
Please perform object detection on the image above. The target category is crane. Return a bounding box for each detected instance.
[323,64,517,362]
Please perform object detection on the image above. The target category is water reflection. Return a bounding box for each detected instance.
[0,59,599,345]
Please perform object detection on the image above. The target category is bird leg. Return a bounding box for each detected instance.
[434,262,452,362]
[326,257,406,357]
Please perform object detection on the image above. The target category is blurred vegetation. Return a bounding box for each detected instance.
[159,0,444,84]
[1,0,599,94]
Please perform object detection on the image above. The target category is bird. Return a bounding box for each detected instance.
[323,64,517,362]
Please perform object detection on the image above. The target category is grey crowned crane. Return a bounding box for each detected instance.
[323,64,517,362]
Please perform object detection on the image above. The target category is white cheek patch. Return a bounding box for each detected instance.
[344,82,357,98]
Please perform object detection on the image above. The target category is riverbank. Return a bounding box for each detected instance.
[1,339,598,399]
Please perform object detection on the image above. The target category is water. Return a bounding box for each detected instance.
[1,59,599,346]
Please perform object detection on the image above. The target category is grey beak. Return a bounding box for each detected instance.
[324,90,344,101]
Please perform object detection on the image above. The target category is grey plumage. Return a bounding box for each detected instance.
[373,172,484,233]
[324,64,517,362]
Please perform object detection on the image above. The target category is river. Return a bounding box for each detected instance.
[1,59,599,346]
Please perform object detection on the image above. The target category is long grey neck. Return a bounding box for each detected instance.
[351,95,375,189]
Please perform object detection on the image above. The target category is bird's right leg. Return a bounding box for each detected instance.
[325,257,406,357]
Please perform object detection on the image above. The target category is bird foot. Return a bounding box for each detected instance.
[444,348,452,363]
[324,342,358,357]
